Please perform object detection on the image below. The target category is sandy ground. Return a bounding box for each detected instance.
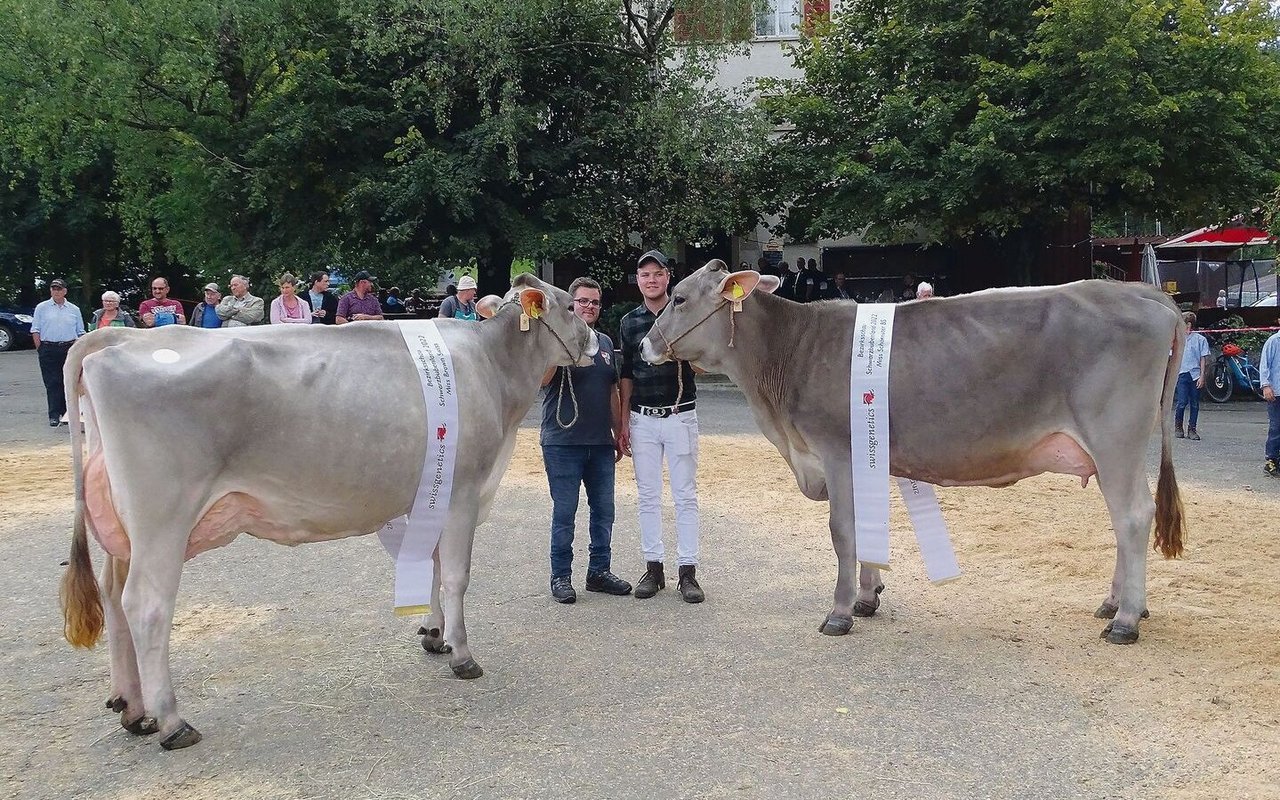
[1,426,1277,799]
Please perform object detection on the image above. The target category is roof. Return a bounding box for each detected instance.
[1157,225,1273,249]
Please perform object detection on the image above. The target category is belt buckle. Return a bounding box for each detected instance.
[643,406,667,418]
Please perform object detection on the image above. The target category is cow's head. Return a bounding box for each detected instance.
[503,273,598,367]
[641,259,778,368]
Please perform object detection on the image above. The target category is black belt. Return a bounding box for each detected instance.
[631,401,695,418]
[42,341,75,346]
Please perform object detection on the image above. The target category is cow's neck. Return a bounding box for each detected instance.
[724,293,822,410]
[479,305,563,426]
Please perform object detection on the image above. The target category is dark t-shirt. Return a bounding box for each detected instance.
[540,331,617,447]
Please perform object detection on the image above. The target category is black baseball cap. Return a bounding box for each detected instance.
[636,250,669,269]
[49,278,67,288]
[352,270,376,284]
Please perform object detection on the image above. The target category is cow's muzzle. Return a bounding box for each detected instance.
[640,337,667,365]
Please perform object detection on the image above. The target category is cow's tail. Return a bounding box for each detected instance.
[1153,311,1186,559]
[60,337,104,648]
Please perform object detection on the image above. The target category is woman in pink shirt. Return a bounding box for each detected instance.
[270,273,312,325]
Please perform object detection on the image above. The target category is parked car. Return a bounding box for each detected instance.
[1250,292,1277,307]
[0,307,34,352]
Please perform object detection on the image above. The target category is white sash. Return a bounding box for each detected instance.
[850,304,960,583]
[378,322,460,616]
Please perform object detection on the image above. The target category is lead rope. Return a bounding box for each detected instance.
[554,365,580,429]
[654,298,735,410]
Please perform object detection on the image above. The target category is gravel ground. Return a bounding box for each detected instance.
[0,347,1274,800]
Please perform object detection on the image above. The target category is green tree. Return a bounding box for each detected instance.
[760,0,1280,279]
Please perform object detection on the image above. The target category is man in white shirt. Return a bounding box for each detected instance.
[29,278,85,426]
[1173,311,1211,441]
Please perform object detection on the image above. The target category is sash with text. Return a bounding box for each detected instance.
[378,322,460,615]
[850,304,960,584]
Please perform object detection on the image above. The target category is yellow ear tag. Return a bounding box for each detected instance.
[520,313,530,332]
[731,282,744,311]
[529,304,541,319]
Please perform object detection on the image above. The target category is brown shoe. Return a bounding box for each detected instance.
[677,565,705,604]
[634,562,665,599]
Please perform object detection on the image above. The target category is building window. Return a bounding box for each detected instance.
[755,0,800,39]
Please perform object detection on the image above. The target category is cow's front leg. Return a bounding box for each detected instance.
[101,557,147,730]
[820,465,857,636]
[418,548,450,654]
[854,564,885,618]
[438,521,481,678]
[121,535,201,750]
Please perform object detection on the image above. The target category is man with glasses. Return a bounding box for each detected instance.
[138,277,186,327]
[539,277,632,603]
[617,250,705,603]
[30,278,84,427]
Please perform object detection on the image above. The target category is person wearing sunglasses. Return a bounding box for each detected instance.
[539,277,631,603]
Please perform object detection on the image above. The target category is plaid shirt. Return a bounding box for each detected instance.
[618,302,696,409]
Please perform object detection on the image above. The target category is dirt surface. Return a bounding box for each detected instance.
[1,349,1277,800]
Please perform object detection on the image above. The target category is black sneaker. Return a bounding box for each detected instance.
[1186,428,1200,441]
[1265,459,1279,478]
[550,576,577,604]
[1174,426,1185,439]
[48,419,59,428]
[585,570,632,596]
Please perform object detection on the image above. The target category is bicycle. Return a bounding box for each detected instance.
[1205,343,1265,403]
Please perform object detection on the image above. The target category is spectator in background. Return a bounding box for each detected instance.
[404,288,430,317]
[777,261,798,301]
[1173,311,1210,441]
[190,284,223,328]
[1216,290,1229,309]
[916,281,935,299]
[90,291,136,330]
[383,286,406,315]
[270,273,311,324]
[438,276,478,320]
[336,271,384,323]
[138,277,186,327]
[217,275,265,327]
[30,278,84,426]
[827,272,851,300]
[306,271,338,324]
[1260,320,1280,477]
[899,274,918,301]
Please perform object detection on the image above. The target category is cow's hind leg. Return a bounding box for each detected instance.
[418,548,451,654]
[1094,457,1155,645]
[819,462,858,635]
[121,535,201,749]
[101,557,152,733]
[438,519,482,678]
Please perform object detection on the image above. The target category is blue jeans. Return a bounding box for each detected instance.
[543,445,616,579]
[1267,400,1280,462]
[1173,372,1200,429]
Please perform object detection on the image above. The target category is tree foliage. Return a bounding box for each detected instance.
[760,0,1280,253]
[0,0,766,303]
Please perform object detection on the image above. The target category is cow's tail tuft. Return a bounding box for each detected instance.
[1154,312,1186,559]
[60,338,103,648]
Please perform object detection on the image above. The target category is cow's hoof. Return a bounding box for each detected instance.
[421,627,452,654]
[160,722,202,751]
[122,715,158,736]
[819,615,854,636]
[451,658,484,680]
[852,598,880,617]
[105,696,128,713]
[1101,623,1139,645]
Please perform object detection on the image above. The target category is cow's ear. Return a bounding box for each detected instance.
[706,259,729,272]
[756,275,781,294]
[717,270,764,302]
[476,295,503,319]
[518,287,547,319]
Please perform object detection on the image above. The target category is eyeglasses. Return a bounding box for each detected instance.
[572,298,602,308]
[151,287,167,292]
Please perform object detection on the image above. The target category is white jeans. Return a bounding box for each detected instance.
[630,410,700,566]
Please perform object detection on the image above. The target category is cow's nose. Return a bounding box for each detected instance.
[640,338,666,365]
[585,334,599,358]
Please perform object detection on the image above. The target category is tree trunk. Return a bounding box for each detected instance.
[480,239,515,294]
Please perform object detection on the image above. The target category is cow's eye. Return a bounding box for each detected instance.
[673,295,685,306]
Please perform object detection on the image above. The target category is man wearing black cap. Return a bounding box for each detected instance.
[336,271,385,324]
[617,249,705,603]
[30,279,85,426]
